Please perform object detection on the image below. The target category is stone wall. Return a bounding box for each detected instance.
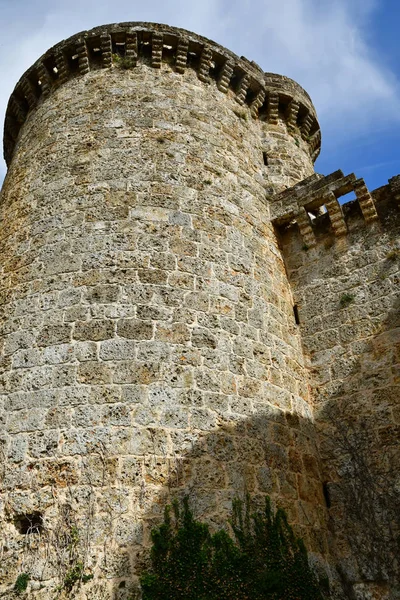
[0,23,328,599]
[276,175,400,599]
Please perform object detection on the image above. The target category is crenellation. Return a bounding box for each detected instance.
[41,53,59,86]
[234,72,250,105]
[353,178,379,223]
[76,38,90,75]
[217,58,234,93]
[300,112,314,139]
[296,208,317,248]
[277,176,399,597]
[125,31,138,67]
[54,50,69,84]
[267,91,279,124]
[8,96,26,125]
[0,24,323,592]
[324,192,347,237]
[151,31,163,68]
[286,98,300,130]
[19,76,37,108]
[175,37,189,73]
[250,87,266,118]
[100,33,113,68]
[271,170,400,256]
[198,45,213,83]
[37,63,52,98]
[309,129,321,160]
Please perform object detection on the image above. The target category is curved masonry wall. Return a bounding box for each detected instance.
[0,24,326,598]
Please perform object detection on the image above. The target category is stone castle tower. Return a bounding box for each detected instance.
[0,22,399,600]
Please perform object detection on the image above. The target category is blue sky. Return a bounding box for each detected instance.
[0,0,399,192]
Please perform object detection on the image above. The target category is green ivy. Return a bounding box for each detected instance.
[339,293,355,308]
[14,573,30,594]
[140,496,329,600]
[63,562,93,591]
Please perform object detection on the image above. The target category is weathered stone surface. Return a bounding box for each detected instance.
[0,20,398,600]
[276,177,400,598]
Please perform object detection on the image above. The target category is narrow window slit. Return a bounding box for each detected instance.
[293,304,300,325]
[322,482,331,508]
[263,152,268,166]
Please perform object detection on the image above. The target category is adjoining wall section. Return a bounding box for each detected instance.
[274,173,400,599]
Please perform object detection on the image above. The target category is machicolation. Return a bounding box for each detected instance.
[0,21,399,600]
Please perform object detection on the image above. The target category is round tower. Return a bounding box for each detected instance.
[0,23,325,598]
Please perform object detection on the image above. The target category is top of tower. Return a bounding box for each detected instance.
[3,22,321,167]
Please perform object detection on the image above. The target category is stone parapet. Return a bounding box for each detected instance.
[270,170,399,249]
[3,22,320,167]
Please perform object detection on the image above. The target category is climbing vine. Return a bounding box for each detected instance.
[140,496,329,600]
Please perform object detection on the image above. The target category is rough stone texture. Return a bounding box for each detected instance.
[0,23,327,600]
[1,21,398,600]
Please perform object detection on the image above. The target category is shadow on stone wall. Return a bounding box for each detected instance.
[104,408,331,600]
[315,295,400,600]
[272,194,400,600]
[2,301,398,600]
[103,303,400,600]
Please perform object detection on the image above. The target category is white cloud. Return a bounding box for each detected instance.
[0,0,399,182]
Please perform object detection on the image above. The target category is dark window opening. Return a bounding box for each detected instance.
[230,68,245,95]
[86,36,104,69]
[209,58,220,81]
[308,205,327,221]
[296,103,309,127]
[245,88,257,105]
[14,92,30,116]
[67,52,80,75]
[15,512,43,535]
[186,51,200,70]
[112,41,126,57]
[163,43,175,64]
[278,98,289,119]
[322,482,331,509]
[263,152,268,166]
[293,304,300,325]
[257,96,269,121]
[43,56,59,81]
[139,40,152,61]
[27,73,42,99]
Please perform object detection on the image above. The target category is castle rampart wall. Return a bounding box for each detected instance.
[276,176,400,598]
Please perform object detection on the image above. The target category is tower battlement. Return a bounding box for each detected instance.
[3,22,321,167]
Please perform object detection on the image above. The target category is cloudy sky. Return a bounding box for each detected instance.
[0,0,399,191]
